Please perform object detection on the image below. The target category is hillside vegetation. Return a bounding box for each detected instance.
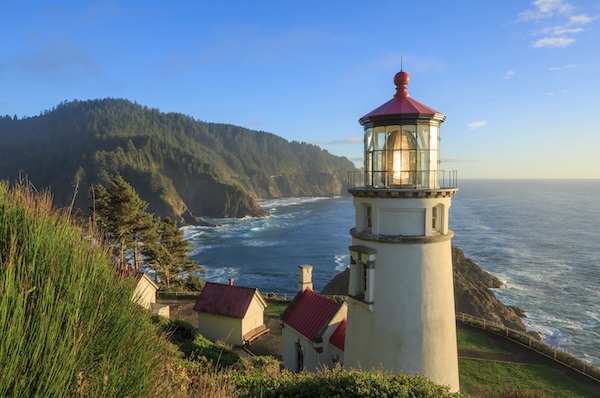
[0,181,174,397]
[0,99,356,222]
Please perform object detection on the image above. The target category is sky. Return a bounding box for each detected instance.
[1,0,599,178]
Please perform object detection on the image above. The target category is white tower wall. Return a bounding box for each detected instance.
[344,193,459,392]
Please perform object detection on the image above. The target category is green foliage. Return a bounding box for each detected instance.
[161,319,240,368]
[230,364,459,398]
[164,319,199,343]
[184,274,205,291]
[0,99,356,221]
[191,335,240,368]
[91,176,204,290]
[143,216,204,288]
[0,181,171,397]
[92,175,156,268]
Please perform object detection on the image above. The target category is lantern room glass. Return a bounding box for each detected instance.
[364,123,440,189]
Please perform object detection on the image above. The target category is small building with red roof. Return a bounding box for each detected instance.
[118,266,169,318]
[193,280,269,346]
[280,285,347,372]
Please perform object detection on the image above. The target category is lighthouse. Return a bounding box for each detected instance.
[344,70,459,391]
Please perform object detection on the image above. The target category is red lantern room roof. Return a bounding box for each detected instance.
[359,70,444,126]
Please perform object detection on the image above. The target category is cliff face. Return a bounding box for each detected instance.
[321,245,526,332]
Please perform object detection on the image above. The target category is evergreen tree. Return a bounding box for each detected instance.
[91,175,155,268]
[143,217,204,288]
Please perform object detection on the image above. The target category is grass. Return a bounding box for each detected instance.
[457,326,509,353]
[459,358,598,398]
[0,181,175,397]
[264,299,290,318]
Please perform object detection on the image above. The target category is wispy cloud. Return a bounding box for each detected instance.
[533,37,575,48]
[246,119,261,126]
[13,37,101,79]
[505,70,517,79]
[467,121,488,130]
[441,157,485,163]
[518,0,595,48]
[326,137,363,145]
[545,90,568,96]
[549,64,576,71]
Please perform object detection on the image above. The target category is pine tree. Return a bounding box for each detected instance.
[91,175,155,268]
[143,217,204,288]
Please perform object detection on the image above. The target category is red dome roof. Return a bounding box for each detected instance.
[360,71,443,125]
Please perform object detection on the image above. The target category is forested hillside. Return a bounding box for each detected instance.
[0,99,356,222]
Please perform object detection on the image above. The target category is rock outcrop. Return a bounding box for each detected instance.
[321,245,526,332]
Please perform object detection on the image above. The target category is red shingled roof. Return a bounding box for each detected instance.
[361,95,440,119]
[330,318,346,351]
[193,282,264,319]
[282,288,341,342]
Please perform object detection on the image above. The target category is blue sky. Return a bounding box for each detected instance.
[1,0,599,178]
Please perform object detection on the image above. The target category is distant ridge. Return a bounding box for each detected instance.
[0,99,356,223]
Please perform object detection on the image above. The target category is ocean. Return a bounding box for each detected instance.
[185,179,600,367]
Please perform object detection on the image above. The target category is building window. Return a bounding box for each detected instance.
[363,204,372,232]
[295,341,304,372]
[349,247,376,310]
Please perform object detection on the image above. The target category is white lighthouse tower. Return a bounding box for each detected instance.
[344,70,459,392]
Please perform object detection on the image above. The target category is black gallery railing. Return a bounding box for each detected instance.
[347,170,458,190]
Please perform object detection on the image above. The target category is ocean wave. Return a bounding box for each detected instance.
[242,240,277,247]
[203,267,240,284]
[258,196,330,209]
[334,254,349,272]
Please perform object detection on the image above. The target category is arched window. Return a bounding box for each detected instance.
[386,127,418,186]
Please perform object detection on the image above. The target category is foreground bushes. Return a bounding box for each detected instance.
[0,182,172,397]
[230,357,460,398]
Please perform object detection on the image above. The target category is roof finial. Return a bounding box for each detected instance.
[393,67,410,98]
[400,56,403,72]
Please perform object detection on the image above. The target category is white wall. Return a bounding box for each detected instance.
[132,275,157,310]
[345,194,459,392]
[281,326,319,372]
[241,295,266,337]
[197,312,243,346]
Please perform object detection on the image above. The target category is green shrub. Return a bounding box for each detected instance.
[231,364,460,398]
[184,274,204,291]
[165,319,199,343]
[191,335,240,368]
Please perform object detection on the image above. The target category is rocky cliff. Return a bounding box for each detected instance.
[321,245,526,332]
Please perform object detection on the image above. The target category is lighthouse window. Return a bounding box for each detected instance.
[361,263,368,294]
[362,204,372,232]
[432,205,441,233]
